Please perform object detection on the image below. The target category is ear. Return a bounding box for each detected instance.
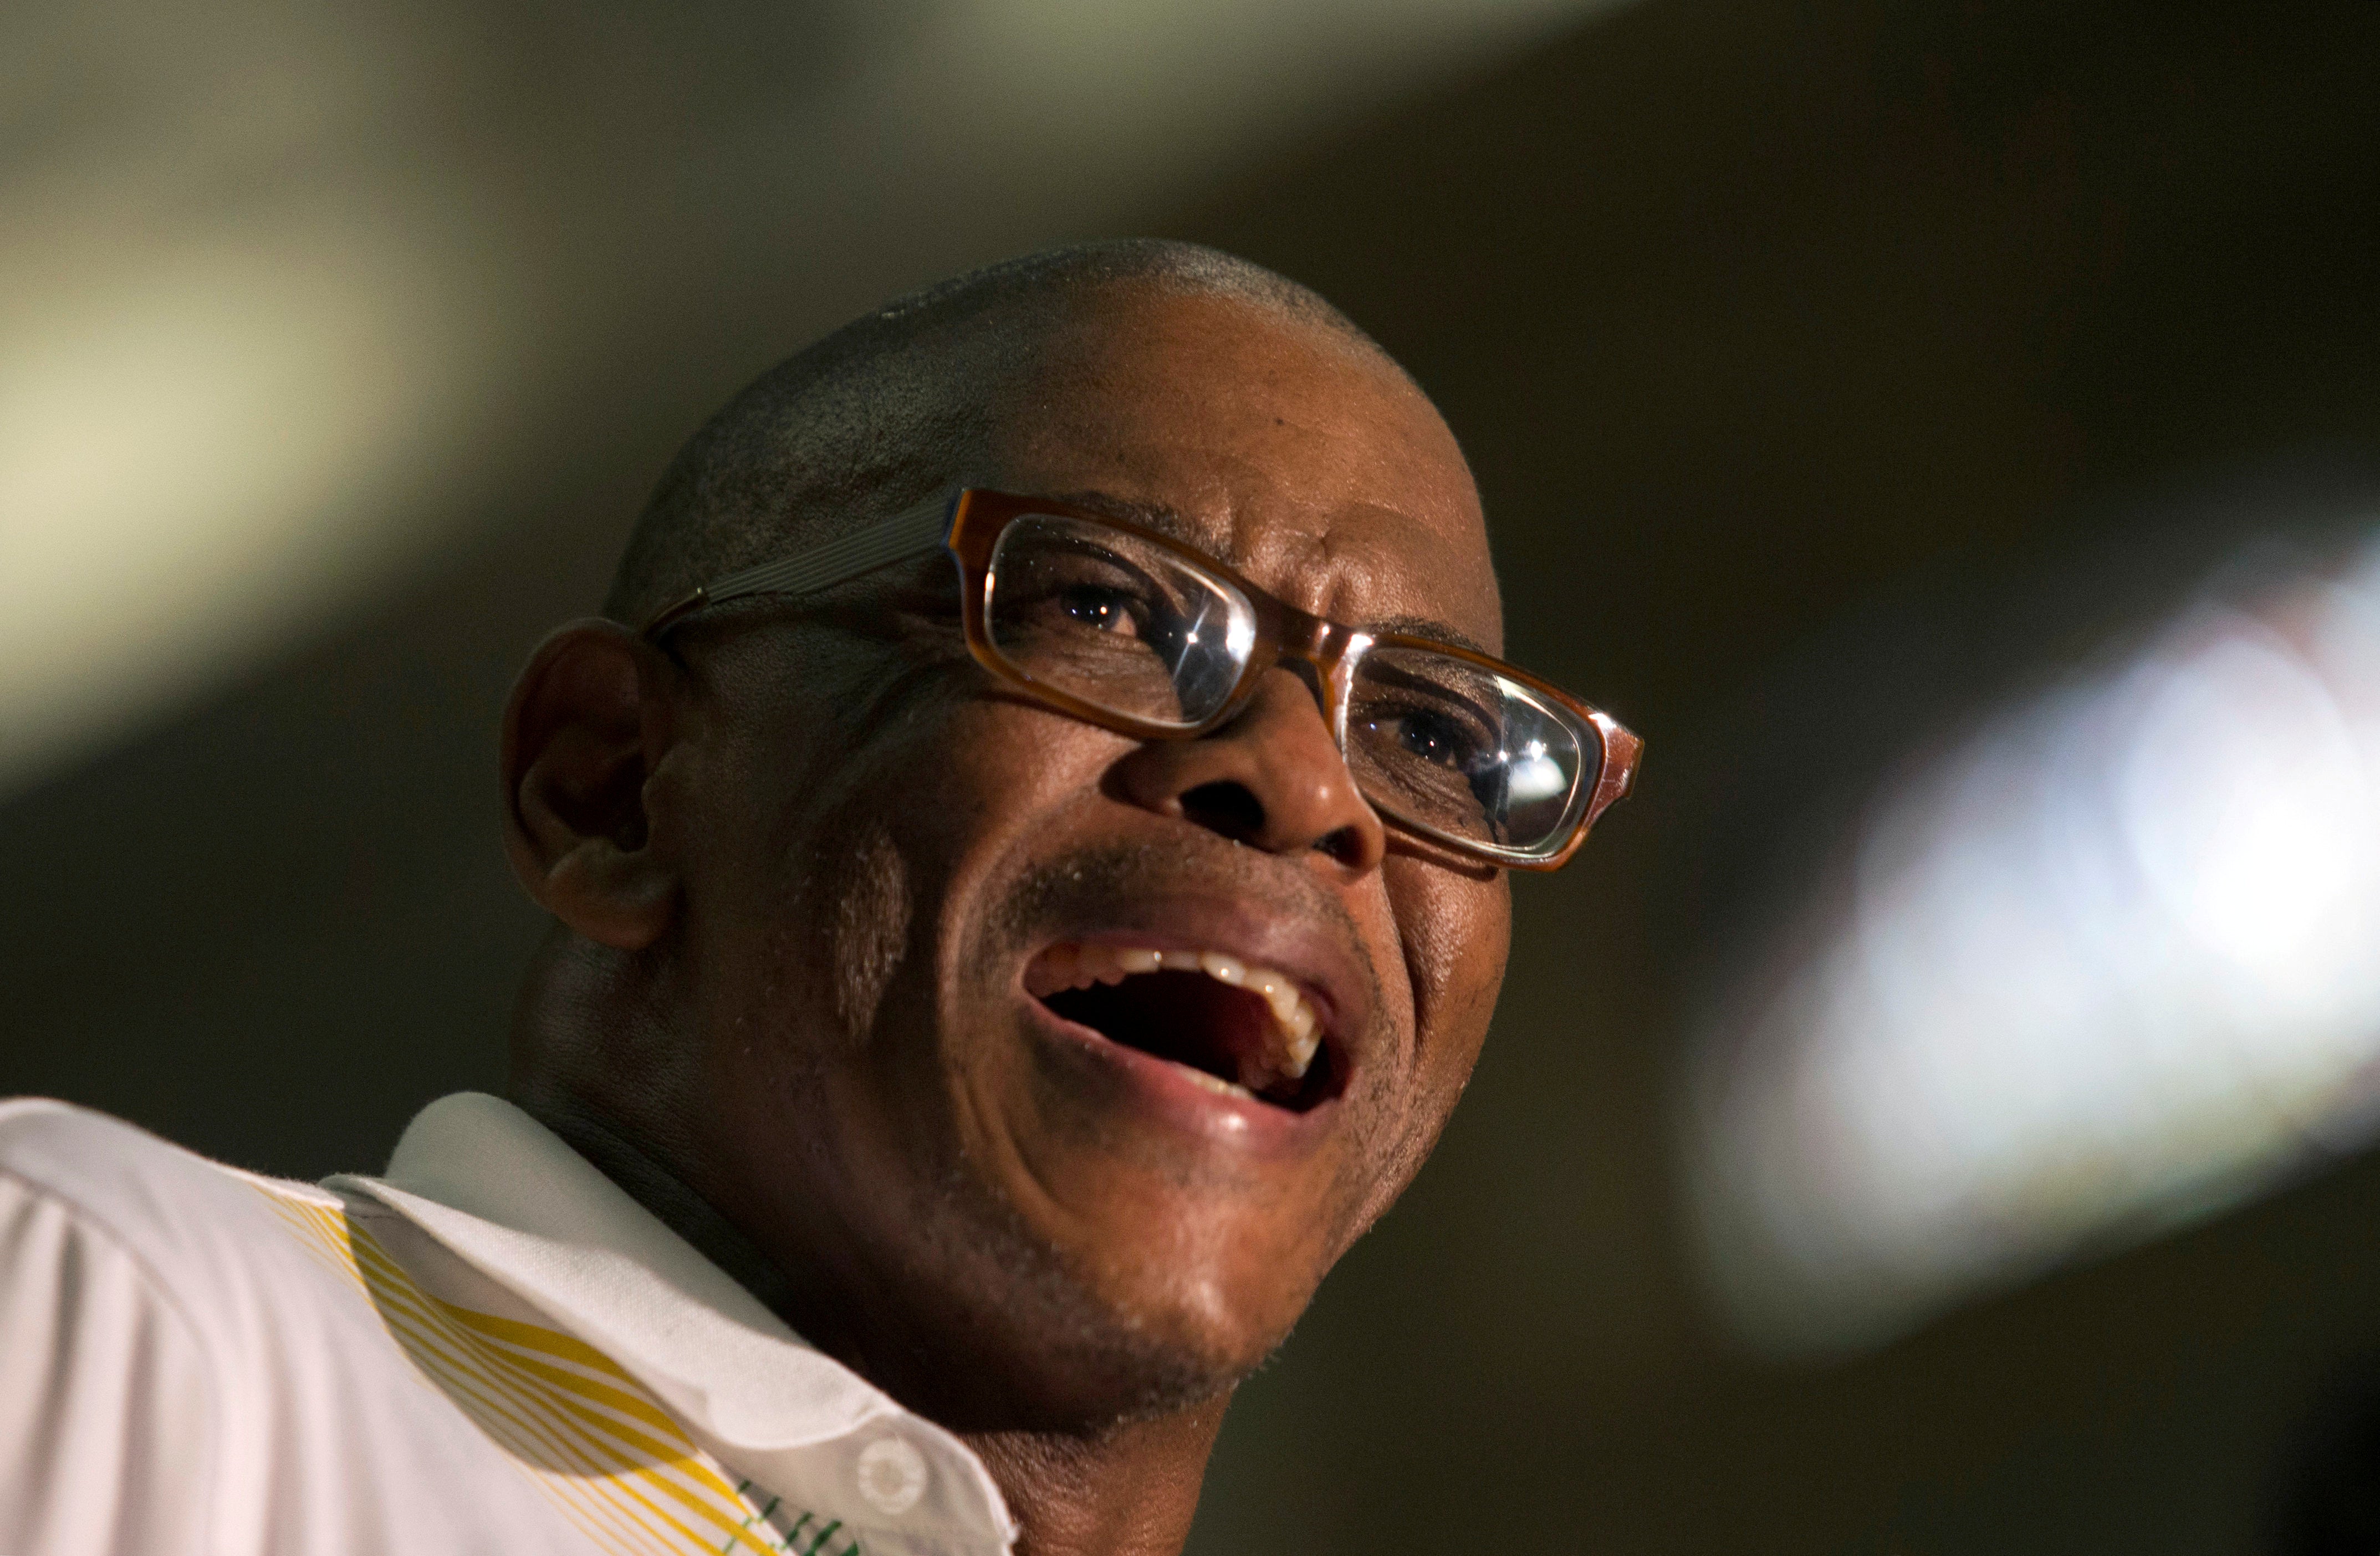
[500,619,682,950]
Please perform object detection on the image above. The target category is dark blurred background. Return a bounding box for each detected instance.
[7,1,2380,1550]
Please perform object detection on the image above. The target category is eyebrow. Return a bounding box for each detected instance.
[1039,489,1495,656]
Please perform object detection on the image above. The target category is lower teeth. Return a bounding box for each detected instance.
[1181,1067,1256,1101]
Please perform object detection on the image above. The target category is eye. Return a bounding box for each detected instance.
[1372,707,1493,771]
[1056,584,1144,637]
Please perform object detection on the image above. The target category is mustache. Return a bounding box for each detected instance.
[980,835,1381,1009]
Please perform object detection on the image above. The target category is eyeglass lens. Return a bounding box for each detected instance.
[982,511,1597,855]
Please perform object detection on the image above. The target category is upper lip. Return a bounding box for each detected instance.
[1022,894,1375,1086]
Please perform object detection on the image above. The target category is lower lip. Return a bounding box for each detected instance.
[1019,993,1339,1157]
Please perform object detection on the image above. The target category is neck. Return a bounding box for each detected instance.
[520,1093,1227,1556]
[963,1405,1228,1556]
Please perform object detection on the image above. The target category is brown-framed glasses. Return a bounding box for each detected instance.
[642,488,1641,869]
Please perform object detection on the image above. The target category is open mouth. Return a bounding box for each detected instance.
[1024,943,1339,1111]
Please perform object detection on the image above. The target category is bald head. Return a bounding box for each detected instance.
[603,239,1397,625]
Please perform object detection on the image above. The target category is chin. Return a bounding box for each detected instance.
[934,1182,1321,1429]
[1016,1274,1296,1427]
[963,1069,1346,1422]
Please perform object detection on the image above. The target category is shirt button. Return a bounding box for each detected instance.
[856,1436,928,1517]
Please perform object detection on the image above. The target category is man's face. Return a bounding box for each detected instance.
[658,289,1510,1425]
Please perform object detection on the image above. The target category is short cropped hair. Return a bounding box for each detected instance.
[602,239,1383,625]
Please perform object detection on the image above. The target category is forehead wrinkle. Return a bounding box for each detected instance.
[1040,488,1239,567]
[1301,509,1503,656]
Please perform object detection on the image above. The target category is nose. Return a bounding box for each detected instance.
[1109,667,1388,875]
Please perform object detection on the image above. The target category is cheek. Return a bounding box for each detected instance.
[876,706,1127,979]
[1386,859,1511,1105]
[829,698,1124,1044]
[1327,860,1510,1239]
[699,700,1111,1166]
[900,704,1097,854]
[824,818,911,1047]
[685,672,1033,1043]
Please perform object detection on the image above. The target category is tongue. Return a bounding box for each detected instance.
[1043,970,1283,1096]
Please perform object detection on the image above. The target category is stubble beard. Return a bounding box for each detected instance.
[786,822,1286,1429]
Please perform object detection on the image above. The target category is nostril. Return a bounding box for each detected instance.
[1179,780,1266,844]
[1312,825,1367,868]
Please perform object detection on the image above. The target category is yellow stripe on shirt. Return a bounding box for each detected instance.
[249,1183,864,1556]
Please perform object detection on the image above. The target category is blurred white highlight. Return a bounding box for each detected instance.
[0,230,478,781]
[1506,740,1570,802]
[1688,533,2380,1355]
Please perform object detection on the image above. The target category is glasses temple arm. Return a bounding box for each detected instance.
[640,493,956,636]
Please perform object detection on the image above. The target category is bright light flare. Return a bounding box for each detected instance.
[1506,737,1571,802]
[1687,532,2380,1355]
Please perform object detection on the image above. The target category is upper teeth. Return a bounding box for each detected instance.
[1026,943,1325,1086]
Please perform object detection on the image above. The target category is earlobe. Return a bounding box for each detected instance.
[500,619,682,951]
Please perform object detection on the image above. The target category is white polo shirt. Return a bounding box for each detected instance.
[0,1093,1017,1556]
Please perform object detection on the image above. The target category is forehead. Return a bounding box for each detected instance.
[985,287,1503,654]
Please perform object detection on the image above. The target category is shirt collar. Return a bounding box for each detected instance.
[327,1091,1015,1550]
